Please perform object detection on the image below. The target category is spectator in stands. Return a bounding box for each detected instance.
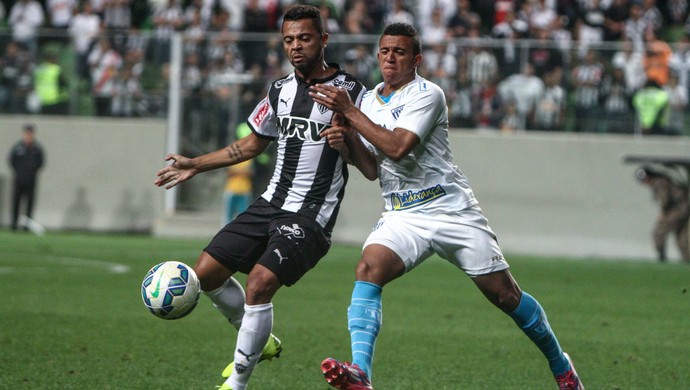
[88,36,123,116]
[183,0,213,29]
[570,48,604,132]
[448,68,475,128]
[664,0,689,37]
[527,0,558,32]
[111,65,142,116]
[383,0,415,28]
[475,77,503,129]
[463,36,498,92]
[492,9,528,77]
[643,28,672,87]
[600,66,634,133]
[498,63,544,131]
[528,26,564,81]
[68,1,101,82]
[612,38,646,95]
[632,80,670,134]
[343,0,376,34]
[205,49,245,149]
[533,69,566,131]
[670,34,690,97]
[641,0,663,33]
[103,0,132,54]
[151,0,184,65]
[603,0,630,42]
[421,7,450,45]
[446,0,479,39]
[8,0,45,60]
[663,71,688,134]
[417,0,456,35]
[182,51,206,147]
[343,43,377,87]
[182,9,205,58]
[0,41,32,113]
[33,49,68,115]
[575,0,606,59]
[46,0,76,46]
[318,2,341,34]
[625,0,650,52]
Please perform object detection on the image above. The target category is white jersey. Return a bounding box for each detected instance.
[361,74,477,214]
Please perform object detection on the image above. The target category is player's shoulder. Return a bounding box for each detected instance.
[332,67,367,94]
[269,73,296,91]
[403,75,446,102]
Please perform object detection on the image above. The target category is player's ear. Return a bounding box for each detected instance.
[413,53,423,68]
[322,33,329,48]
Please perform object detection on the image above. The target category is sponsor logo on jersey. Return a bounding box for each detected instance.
[333,79,356,90]
[277,115,328,141]
[274,75,294,89]
[391,105,405,120]
[277,223,305,239]
[390,184,447,210]
[253,101,270,126]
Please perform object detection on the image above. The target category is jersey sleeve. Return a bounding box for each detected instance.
[247,94,278,140]
[395,82,446,141]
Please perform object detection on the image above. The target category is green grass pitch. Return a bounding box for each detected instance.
[0,231,688,389]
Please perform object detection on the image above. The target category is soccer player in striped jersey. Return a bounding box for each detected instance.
[154,5,366,390]
[311,23,584,390]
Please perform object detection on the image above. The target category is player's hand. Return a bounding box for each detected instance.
[309,84,353,114]
[154,153,198,189]
[321,125,349,154]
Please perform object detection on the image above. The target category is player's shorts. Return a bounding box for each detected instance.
[204,198,331,286]
[363,205,509,277]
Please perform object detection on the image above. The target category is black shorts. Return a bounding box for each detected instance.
[204,198,331,286]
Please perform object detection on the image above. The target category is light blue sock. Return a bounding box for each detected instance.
[509,291,570,375]
[348,281,382,379]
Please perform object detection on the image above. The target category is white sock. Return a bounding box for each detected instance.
[204,277,246,329]
[226,303,273,390]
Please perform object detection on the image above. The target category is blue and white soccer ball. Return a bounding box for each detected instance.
[141,261,201,320]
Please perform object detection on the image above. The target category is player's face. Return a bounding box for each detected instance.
[282,19,326,77]
[377,35,421,90]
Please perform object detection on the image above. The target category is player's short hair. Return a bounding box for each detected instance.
[382,23,422,55]
[283,4,325,36]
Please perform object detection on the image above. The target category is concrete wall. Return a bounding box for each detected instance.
[0,116,167,232]
[336,131,690,262]
[2,115,688,262]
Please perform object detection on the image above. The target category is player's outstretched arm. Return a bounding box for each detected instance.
[155,132,270,190]
[310,84,419,161]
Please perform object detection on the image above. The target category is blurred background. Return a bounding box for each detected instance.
[0,0,689,262]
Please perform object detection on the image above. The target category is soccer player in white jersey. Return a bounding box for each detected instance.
[154,5,366,390]
[310,23,584,390]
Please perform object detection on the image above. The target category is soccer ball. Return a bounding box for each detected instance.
[141,261,201,320]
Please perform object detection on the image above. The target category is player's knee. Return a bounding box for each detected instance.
[245,268,280,304]
[194,253,231,292]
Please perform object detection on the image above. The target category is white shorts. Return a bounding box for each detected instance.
[363,206,510,277]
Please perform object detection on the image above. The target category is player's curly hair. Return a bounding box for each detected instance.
[382,23,421,55]
[283,4,325,36]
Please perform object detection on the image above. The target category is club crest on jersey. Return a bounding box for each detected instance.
[317,103,329,114]
[391,105,405,120]
[390,184,447,210]
[277,116,327,141]
[277,223,305,240]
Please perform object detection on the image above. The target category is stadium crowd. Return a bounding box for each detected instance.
[1,0,690,137]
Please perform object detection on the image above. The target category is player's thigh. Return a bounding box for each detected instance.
[432,207,509,277]
[258,215,331,286]
[363,212,434,273]
[203,202,273,276]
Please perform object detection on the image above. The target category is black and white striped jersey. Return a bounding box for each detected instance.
[247,64,366,235]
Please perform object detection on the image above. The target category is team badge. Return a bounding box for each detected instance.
[391,105,405,120]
